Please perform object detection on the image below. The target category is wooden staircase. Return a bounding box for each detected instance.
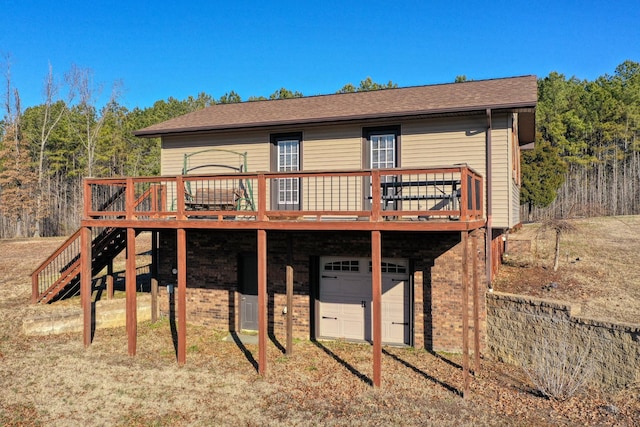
[31,227,135,303]
[31,186,151,304]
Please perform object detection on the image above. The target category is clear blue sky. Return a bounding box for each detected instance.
[2,0,639,111]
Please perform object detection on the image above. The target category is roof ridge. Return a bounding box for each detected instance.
[211,74,538,106]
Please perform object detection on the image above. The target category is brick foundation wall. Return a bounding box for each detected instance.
[487,292,640,389]
[429,228,486,352]
[157,229,487,352]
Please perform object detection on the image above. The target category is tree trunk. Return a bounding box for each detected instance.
[553,230,561,272]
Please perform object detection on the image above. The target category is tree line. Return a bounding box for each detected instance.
[1,60,638,238]
[522,60,640,221]
[0,66,396,238]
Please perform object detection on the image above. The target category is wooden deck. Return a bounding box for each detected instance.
[44,165,485,391]
[82,166,485,232]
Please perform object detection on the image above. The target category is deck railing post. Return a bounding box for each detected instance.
[176,175,186,219]
[460,168,469,221]
[257,173,267,221]
[83,179,91,219]
[371,170,381,222]
[126,177,135,220]
[477,176,483,219]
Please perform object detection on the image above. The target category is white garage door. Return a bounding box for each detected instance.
[319,257,411,345]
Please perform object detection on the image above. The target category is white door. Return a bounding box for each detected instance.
[319,257,410,345]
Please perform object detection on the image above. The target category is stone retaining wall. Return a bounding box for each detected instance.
[487,291,640,389]
[22,295,152,336]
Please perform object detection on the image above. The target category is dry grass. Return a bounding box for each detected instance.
[1,227,640,426]
[496,215,640,324]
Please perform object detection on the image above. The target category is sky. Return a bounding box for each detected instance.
[1,0,639,111]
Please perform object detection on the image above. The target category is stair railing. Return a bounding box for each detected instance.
[31,185,142,303]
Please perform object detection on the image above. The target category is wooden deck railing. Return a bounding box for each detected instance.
[84,166,484,223]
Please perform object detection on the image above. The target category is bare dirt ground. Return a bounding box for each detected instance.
[1,225,639,426]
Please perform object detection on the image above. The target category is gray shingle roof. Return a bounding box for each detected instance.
[134,75,537,137]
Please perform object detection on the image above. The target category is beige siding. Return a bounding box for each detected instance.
[158,115,516,222]
[301,124,363,211]
[511,181,521,226]
[303,124,362,170]
[161,130,271,176]
[402,116,487,174]
[490,114,510,228]
[403,116,488,218]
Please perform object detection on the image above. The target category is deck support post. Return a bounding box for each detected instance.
[371,230,382,387]
[286,234,294,355]
[472,233,481,373]
[151,231,159,323]
[258,229,268,375]
[126,227,137,356]
[81,226,92,348]
[106,261,114,300]
[177,228,187,365]
[461,231,470,397]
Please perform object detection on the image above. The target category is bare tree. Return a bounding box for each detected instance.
[32,63,76,237]
[67,65,120,177]
[538,219,578,271]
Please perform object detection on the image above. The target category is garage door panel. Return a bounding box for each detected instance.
[341,316,366,341]
[320,301,366,341]
[320,316,340,337]
[320,277,368,299]
[319,257,410,345]
[382,277,406,297]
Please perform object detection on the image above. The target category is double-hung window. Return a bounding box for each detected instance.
[271,133,301,210]
[370,133,397,171]
[364,126,400,208]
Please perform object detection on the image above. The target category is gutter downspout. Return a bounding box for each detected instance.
[485,108,493,288]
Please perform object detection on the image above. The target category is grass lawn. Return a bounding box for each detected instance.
[1,220,639,426]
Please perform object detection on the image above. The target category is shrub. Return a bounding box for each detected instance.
[522,335,593,400]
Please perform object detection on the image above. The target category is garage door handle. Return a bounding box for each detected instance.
[392,322,408,325]
[322,316,338,320]
[322,275,338,279]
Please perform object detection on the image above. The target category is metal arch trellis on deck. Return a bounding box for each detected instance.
[181,148,256,211]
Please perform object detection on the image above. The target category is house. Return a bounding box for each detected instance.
[31,76,537,388]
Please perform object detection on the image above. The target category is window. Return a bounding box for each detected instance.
[324,260,360,272]
[278,139,299,205]
[363,126,400,207]
[368,260,407,274]
[271,133,302,210]
[370,133,396,170]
